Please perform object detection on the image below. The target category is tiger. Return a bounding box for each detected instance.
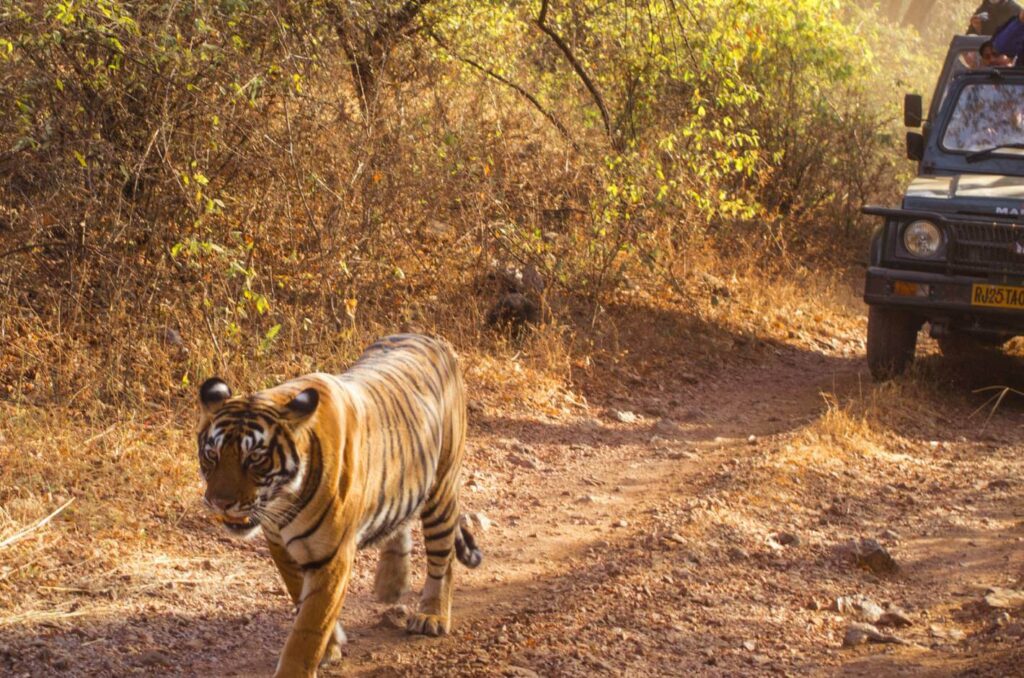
[195,333,482,678]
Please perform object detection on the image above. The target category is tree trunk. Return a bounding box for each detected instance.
[325,0,430,117]
[902,0,937,30]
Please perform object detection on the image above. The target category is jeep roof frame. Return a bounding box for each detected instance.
[926,34,988,123]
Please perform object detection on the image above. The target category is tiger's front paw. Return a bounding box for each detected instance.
[319,621,347,667]
[406,612,450,636]
[272,660,316,678]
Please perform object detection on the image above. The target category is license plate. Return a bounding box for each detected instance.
[971,283,1024,309]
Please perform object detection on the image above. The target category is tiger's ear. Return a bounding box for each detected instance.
[285,387,319,420]
[199,377,232,414]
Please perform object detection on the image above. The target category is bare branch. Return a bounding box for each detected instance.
[0,499,75,550]
[535,0,617,148]
[373,0,432,43]
[326,0,433,116]
[428,29,579,152]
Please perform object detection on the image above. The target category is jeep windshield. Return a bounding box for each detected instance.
[942,81,1024,155]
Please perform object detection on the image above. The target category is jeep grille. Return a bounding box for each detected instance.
[948,222,1024,274]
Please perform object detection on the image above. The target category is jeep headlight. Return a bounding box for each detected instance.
[902,220,943,257]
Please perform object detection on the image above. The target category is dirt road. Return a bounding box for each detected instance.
[2,305,1023,677]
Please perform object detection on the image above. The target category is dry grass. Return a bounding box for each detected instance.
[0,263,855,617]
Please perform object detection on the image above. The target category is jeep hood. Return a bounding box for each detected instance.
[903,174,1024,215]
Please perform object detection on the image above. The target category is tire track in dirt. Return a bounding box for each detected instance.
[192,346,862,677]
[4,339,1022,677]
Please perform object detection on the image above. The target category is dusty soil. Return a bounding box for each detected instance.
[2,286,1023,677]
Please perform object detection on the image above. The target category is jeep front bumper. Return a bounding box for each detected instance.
[864,266,1024,332]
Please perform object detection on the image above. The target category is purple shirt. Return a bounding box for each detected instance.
[993,17,1024,58]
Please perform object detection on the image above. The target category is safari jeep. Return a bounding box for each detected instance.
[863,34,1024,379]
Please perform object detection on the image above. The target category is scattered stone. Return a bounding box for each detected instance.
[983,587,1024,610]
[842,622,905,647]
[663,532,687,545]
[806,599,822,611]
[742,640,757,651]
[577,495,597,504]
[502,665,540,677]
[612,519,629,528]
[486,293,540,336]
[747,434,757,445]
[461,512,492,532]
[832,595,884,623]
[653,418,681,435]
[878,607,913,628]
[987,479,1012,491]
[727,546,749,562]
[1000,622,1024,637]
[880,529,901,541]
[614,410,638,424]
[666,450,697,460]
[136,650,172,667]
[853,538,900,575]
[159,326,185,347]
[507,454,540,470]
[774,532,801,547]
[700,272,731,298]
[929,624,966,641]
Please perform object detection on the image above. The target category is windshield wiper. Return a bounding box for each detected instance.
[966,143,1024,162]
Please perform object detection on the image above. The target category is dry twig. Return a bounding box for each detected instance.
[0,499,75,550]
[971,385,1023,427]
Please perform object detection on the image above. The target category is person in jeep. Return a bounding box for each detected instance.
[969,0,1022,35]
[979,39,1013,65]
[990,9,1024,59]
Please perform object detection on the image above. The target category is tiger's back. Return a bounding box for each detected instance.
[338,333,467,551]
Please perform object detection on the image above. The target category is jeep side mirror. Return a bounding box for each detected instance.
[904,93,923,127]
[906,132,924,161]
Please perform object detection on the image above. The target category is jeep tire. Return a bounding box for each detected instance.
[867,306,921,380]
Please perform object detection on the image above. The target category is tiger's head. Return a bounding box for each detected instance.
[196,377,320,538]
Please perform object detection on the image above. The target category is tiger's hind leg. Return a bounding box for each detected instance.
[374,523,412,603]
[408,492,459,636]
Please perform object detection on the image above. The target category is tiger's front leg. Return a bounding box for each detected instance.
[273,541,355,678]
[267,539,346,668]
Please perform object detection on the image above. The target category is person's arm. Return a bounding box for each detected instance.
[968,2,989,34]
[991,17,1024,56]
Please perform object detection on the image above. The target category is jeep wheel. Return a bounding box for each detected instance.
[866,307,921,381]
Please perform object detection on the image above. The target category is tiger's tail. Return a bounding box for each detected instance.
[454,523,483,568]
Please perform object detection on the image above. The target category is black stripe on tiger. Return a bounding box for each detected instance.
[285,495,334,547]
[455,524,483,568]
